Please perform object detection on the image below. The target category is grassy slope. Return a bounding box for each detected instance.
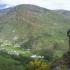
[0,4,70,56]
[0,52,25,70]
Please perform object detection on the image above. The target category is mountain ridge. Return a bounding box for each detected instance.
[0,4,70,53]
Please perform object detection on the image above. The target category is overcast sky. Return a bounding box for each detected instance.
[0,0,70,10]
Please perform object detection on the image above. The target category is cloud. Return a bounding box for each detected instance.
[0,0,70,10]
[0,0,44,6]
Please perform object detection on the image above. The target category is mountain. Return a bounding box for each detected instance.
[0,4,70,55]
[54,10,70,17]
[0,4,7,10]
[0,4,70,70]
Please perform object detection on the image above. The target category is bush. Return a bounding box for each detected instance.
[25,59,50,70]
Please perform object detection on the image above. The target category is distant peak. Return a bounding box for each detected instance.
[0,4,8,10]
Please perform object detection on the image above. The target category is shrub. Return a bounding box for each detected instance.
[25,59,50,70]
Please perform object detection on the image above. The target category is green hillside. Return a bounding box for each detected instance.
[0,4,70,70]
[0,4,70,50]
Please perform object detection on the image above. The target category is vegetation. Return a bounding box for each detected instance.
[0,4,70,70]
[25,59,50,70]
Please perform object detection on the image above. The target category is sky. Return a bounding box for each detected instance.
[0,0,70,10]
